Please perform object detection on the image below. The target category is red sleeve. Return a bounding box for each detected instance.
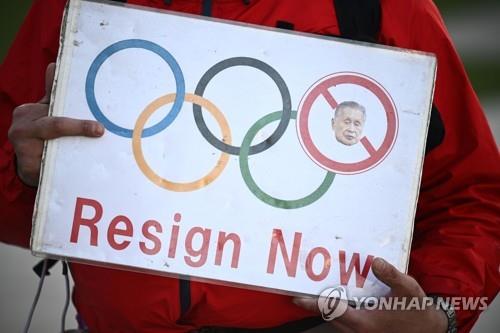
[381,1,500,332]
[0,0,67,248]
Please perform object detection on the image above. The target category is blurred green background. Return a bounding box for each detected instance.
[0,0,30,45]
[0,1,32,61]
[1,0,499,102]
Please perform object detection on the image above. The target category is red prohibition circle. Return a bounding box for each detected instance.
[297,72,398,175]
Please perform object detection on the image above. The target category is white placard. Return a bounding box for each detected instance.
[32,0,436,298]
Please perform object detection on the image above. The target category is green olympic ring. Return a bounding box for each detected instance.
[239,111,336,209]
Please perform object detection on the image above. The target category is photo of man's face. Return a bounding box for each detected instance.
[331,102,366,146]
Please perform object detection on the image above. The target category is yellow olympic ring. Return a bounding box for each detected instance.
[132,93,232,192]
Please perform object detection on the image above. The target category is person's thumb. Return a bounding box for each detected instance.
[371,257,424,296]
[39,63,56,104]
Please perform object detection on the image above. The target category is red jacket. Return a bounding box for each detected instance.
[1,0,498,332]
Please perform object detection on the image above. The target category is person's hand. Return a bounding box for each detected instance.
[8,63,104,187]
[293,258,448,333]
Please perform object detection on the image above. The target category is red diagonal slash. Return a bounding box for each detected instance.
[321,89,338,109]
[360,136,377,156]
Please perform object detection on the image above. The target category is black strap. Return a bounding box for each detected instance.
[202,0,213,16]
[333,0,381,42]
[178,278,191,319]
[425,105,445,153]
[276,21,295,30]
[275,1,381,42]
[33,258,58,277]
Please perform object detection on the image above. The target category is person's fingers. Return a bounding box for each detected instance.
[17,156,43,187]
[332,304,372,330]
[39,63,56,104]
[11,103,49,121]
[372,258,403,288]
[292,296,318,313]
[14,140,44,187]
[293,296,371,331]
[371,258,424,296]
[14,140,43,159]
[329,320,356,333]
[8,105,49,143]
[35,117,105,140]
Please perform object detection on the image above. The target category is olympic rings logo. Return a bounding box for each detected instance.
[85,39,398,209]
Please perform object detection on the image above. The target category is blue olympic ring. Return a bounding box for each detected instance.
[85,39,185,138]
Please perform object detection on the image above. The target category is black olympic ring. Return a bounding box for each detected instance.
[193,57,292,155]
